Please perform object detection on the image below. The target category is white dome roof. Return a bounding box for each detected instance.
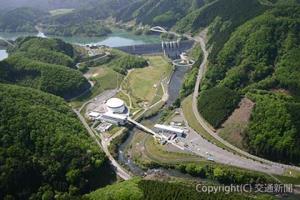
[106,98,124,108]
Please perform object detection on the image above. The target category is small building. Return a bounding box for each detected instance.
[106,98,126,114]
[96,122,113,133]
[98,112,127,126]
[88,111,101,120]
[154,124,184,137]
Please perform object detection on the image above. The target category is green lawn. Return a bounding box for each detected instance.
[49,8,75,16]
[181,95,228,149]
[91,67,123,90]
[70,67,123,108]
[125,56,172,104]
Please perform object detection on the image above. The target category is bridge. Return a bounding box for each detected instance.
[150,26,181,37]
[127,117,162,139]
[0,37,15,47]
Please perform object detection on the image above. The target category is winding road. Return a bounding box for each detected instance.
[73,109,132,180]
[189,31,300,174]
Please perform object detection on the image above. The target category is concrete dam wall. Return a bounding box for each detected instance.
[115,40,194,59]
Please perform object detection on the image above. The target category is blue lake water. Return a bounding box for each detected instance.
[0,29,161,47]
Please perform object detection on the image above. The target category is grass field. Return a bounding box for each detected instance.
[144,136,202,163]
[123,56,172,105]
[49,8,75,16]
[70,67,123,108]
[181,95,229,150]
[91,67,123,91]
[128,130,202,168]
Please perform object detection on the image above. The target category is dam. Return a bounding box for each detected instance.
[115,40,194,59]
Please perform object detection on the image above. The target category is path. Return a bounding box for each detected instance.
[73,109,132,180]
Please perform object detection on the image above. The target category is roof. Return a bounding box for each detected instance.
[101,112,127,121]
[154,124,184,134]
[89,112,101,118]
[106,98,124,108]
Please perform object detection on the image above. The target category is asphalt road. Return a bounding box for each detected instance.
[189,32,300,175]
[73,109,132,180]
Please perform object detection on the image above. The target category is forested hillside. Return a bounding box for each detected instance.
[115,0,206,28]
[0,7,46,32]
[199,5,300,164]
[0,84,111,199]
[0,37,90,99]
[48,0,133,26]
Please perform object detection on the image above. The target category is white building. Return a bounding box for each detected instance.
[106,98,126,114]
[88,111,101,120]
[154,124,184,137]
[98,112,127,125]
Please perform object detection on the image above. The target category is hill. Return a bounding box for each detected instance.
[0,84,113,199]
[199,5,300,164]
[0,37,90,99]
[0,0,100,11]
[115,0,206,28]
[0,7,46,32]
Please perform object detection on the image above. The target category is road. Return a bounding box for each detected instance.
[190,32,300,173]
[73,109,132,180]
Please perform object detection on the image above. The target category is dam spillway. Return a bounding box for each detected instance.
[115,40,194,59]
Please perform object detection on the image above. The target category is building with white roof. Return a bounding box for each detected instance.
[88,111,101,120]
[98,112,128,125]
[154,124,184,137]
[106,98,125,114]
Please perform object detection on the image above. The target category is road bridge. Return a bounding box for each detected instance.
[127,117,161,139]
[0,37,15,47]
[150,26,181,37]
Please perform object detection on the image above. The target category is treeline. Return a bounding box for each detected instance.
[0,37,90,99]
[0,84,110,199]
[180,49,203,99]
[176,163,274,185]
[111,54,148,75]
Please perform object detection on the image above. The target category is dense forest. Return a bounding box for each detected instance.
[115,0,206,28]
[0,7,45,32]
[110,54,148,75]
[0,84,112,199]
[0,37,90,99]
[198,4,300,164]
[44,21,112,37]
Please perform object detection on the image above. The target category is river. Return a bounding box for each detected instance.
[0,29,161,47]
[0,49,8,61]
[118,65,192,177]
